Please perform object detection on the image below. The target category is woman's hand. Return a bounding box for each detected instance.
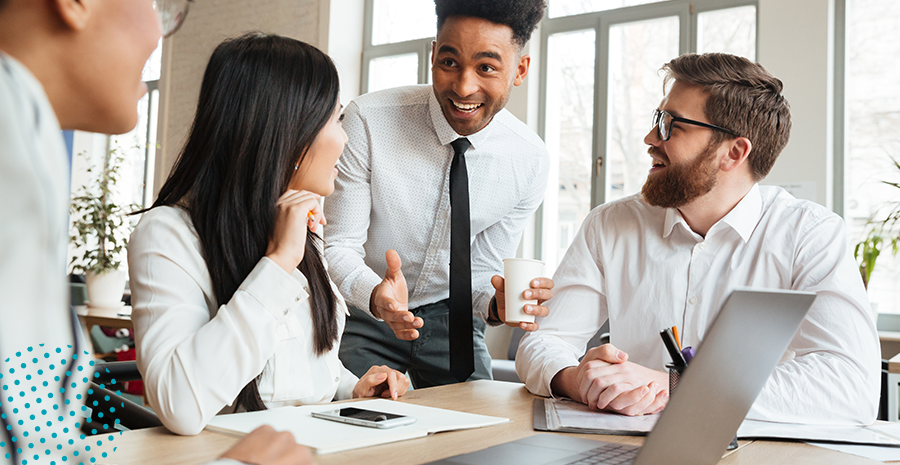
[352,365,410,400]
[266,189,326,274]
[219,425,316,465]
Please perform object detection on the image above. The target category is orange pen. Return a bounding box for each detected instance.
[672,325,682,350]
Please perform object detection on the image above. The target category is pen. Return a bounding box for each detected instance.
[681,346,695,363]
[308,211,316,221]
[660,328,687,366]
[671,325,682,350]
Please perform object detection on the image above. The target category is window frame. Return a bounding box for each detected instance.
[360,0,434,94]
[534,0,759,258]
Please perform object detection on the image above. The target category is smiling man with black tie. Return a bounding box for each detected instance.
[324,0,553,387]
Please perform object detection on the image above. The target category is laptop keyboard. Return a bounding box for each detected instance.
[563,442,638,465]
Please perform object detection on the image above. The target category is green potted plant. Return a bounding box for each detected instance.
[69,144,137,308]
[854,157,900,290]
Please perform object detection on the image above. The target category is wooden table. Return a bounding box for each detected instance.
[86,380,879,464]
[75,304,134,332]
[75,304,134,355]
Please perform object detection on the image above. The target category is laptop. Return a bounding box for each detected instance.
[429,288,817,465]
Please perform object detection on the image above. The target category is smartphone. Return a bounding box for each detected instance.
[311,407,416,429]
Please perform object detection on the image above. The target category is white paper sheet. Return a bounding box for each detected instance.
[808,441,900,462]
[546,398,659,433]
[738,420,900,446]
[206,398,509,454]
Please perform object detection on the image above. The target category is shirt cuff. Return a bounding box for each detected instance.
[336,364,359,400]
[474,289,494,323]
[350,268,385,320]
[484,296,504,327]
[543,359,579,399]
[239,257,309,319]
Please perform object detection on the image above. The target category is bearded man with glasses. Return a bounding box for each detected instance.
[0,1,310,463]
[515,52,880,426]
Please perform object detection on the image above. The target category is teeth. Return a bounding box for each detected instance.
[452,100,482,112]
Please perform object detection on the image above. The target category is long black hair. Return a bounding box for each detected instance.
[148,33,340,412]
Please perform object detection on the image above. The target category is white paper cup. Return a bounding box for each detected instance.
[503,258,545,324]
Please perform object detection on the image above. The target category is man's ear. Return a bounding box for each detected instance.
[720,137,752,173]
[513,54,531,87]
[50,0,90,31]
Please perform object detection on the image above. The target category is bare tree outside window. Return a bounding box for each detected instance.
[607,17,679,203]
[697,6,756,60]
[544,30,596,272]
[541,3,757,269]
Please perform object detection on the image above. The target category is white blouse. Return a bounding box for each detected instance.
[128,206,358,435]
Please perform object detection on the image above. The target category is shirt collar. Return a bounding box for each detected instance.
[718,183,762,242]
[662,183,762,242]
[663,207,682,239]
[427,88,497,152]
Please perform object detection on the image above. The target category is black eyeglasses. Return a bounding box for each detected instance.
[153,0,194,38]
[651,109,739,142]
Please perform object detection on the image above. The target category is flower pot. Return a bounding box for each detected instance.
[85,269,126,308]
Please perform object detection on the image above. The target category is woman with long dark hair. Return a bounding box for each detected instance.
[128,33,409,436]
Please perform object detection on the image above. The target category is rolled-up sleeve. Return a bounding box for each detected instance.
[516,212,609,396]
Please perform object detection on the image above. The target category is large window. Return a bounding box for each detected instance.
[362,0,436,93]
[109,39,163,209]
[538,0,757,272]
[358,0,758,273]
[844,0,900,313]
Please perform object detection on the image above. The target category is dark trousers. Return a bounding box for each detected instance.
[338,299,492,388]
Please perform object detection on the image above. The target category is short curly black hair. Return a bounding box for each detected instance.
[435,0,546,49]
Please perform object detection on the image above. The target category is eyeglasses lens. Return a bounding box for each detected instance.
[652,109,670,141]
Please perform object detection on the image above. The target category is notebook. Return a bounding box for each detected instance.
[206,398,509,454]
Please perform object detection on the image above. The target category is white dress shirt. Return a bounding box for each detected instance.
[0,53,89,463]
[128,206,358,436]
[324,85,549,320]
[517,184,880,425]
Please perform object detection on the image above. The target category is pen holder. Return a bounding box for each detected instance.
[666,364,685,395]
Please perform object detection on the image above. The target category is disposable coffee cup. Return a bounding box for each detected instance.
[502,258,544,324]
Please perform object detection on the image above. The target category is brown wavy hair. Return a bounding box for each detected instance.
[662,53,791,181]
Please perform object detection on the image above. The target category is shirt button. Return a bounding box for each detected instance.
[283,309,289,315]
[697,243,704,250]
[334,377,340,383]
[689,296,698,305]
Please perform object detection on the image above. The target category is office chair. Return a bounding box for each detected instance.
[82,361,162,435]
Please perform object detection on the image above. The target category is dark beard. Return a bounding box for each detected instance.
[641,142,719,209]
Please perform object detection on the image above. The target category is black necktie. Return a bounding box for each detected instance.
[449,137,474,382]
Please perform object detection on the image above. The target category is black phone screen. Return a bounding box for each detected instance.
[338,407,405,422]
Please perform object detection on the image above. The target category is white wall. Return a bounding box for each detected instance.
[155,0,325,196]
[324,0,365,105]
[758,0,835,209]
